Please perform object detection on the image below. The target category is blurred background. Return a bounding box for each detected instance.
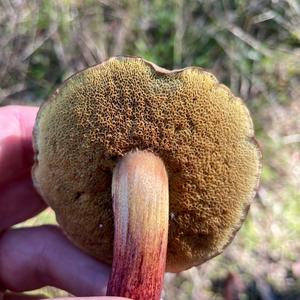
[0,0,300,299]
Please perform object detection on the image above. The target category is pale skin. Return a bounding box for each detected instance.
[0,105,129,300]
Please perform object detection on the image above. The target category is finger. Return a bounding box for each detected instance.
[3,296,129,300]
[0,105,46,231]
[0,226,110,297]
[0,105,38,185]
[0,177,46,231]
[3,295,129,300]
[49,297,130,300]
[3,292,47,300]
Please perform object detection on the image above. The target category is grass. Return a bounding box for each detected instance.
[1,0,300,299]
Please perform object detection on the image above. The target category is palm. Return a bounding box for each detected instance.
[0,106,127,300]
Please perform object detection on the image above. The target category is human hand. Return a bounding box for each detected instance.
[0,105,129,300]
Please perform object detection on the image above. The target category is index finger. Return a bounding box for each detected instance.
[0,105,46,230]
[0,105,38,185]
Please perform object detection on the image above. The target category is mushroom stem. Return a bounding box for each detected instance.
[106,150,169,300]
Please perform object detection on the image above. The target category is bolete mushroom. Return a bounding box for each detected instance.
[32,56,261,299]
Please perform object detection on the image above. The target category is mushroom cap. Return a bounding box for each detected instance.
[32,56,262,272]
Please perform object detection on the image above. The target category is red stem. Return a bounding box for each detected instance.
[106,150,169,300]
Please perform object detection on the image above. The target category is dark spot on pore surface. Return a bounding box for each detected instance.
[110,155,118,162]
[75,191,84,199]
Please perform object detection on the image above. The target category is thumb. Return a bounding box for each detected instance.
[0,226,110,297]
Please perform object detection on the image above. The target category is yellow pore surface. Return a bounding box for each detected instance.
[33,57,261,272]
